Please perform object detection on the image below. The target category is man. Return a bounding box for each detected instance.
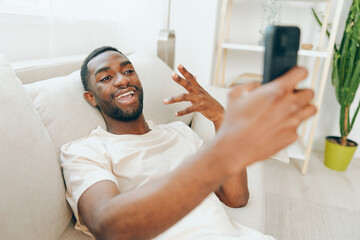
[61,46,316,240]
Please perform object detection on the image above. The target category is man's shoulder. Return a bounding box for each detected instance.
[60,126,106,155]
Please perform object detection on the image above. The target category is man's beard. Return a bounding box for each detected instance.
[96,88,144,122]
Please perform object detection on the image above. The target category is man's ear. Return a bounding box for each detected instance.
[84,91,98,107]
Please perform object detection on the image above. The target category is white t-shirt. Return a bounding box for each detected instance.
[60,121,274,240]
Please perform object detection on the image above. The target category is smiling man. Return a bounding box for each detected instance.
[82,51,146,133]
[61,46,316,240]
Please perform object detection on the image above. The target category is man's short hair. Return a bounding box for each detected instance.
[81,46,124,91]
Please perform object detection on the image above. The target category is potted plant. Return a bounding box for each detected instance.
[313,0,360,171]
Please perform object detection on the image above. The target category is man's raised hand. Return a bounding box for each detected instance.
[164,64,225,130]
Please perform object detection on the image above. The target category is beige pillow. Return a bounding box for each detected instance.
[0,52,72,239]
[24,70,106,159]
[24,51,193,157]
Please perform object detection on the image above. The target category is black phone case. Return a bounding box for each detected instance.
[262,26,300,84]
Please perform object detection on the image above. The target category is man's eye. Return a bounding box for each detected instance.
[124,70,134,74]
[100,76,111,82]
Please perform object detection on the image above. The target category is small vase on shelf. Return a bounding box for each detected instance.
[259,0,283,45]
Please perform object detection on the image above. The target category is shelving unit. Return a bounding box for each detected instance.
[214,0,345,174]
[222,43,329,57]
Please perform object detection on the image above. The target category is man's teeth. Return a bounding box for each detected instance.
[115,91,134,100]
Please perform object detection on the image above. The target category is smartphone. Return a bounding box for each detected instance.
[262,26,300,84]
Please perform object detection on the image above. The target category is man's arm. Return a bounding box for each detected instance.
[164,64,252,207]
[79,67,316,239]
[78,145,240,240]
[213,82,263,207]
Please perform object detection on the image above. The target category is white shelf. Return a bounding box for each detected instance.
[223,43,263,52]
[222,43,328,58]
[285,0,328,2]
[299,49,328,58]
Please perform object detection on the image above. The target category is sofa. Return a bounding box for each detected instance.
[0,51,264,240]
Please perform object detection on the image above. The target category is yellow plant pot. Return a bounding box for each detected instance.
[324,136,358,171]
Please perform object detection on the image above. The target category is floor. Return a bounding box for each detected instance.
[261,152,360,240]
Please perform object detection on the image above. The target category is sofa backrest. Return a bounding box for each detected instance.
[15,57,83,84]
[0,53,72,239]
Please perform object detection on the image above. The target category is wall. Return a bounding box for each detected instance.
[0,0,217,86]
[0,0,165,61]
[170,0,219,87]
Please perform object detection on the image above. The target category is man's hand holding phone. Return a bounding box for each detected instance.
[212,24,315,174]
[212,66,316,174]
[215,25,315,170]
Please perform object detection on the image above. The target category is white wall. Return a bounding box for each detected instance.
[170,0,219,87]
[0,0,219,87]
[0,0,165,61]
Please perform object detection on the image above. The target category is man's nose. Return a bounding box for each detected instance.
[114,74,130,87]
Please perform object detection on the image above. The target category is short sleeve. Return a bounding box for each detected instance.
[60,137,118,221]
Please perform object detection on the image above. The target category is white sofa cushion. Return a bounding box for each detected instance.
[24,70,107,159]
[0,52,72,239]
[23,51,193,157]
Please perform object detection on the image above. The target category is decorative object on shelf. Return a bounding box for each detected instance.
[259,0,283,45]
[227,73,262,88]
[301,43,313,50]
[313,0,360,171]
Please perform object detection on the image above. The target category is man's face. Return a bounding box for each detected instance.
[86,51,144,122]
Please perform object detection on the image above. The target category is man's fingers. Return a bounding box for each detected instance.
[272,66,308,92]
[171,72,195,92]
[164,93,192,104]
[277,103,317,131]
[266,88,315,126]
[177,64,200,87]
[296,104,317,122]
[228,81,261,99]
[175,106,197,117]
[177,64,193,79]
[284,89,315,116]
[177,64,201,88]
[268,104,316,147]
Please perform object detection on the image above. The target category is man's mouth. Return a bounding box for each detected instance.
[114,90,135,100]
